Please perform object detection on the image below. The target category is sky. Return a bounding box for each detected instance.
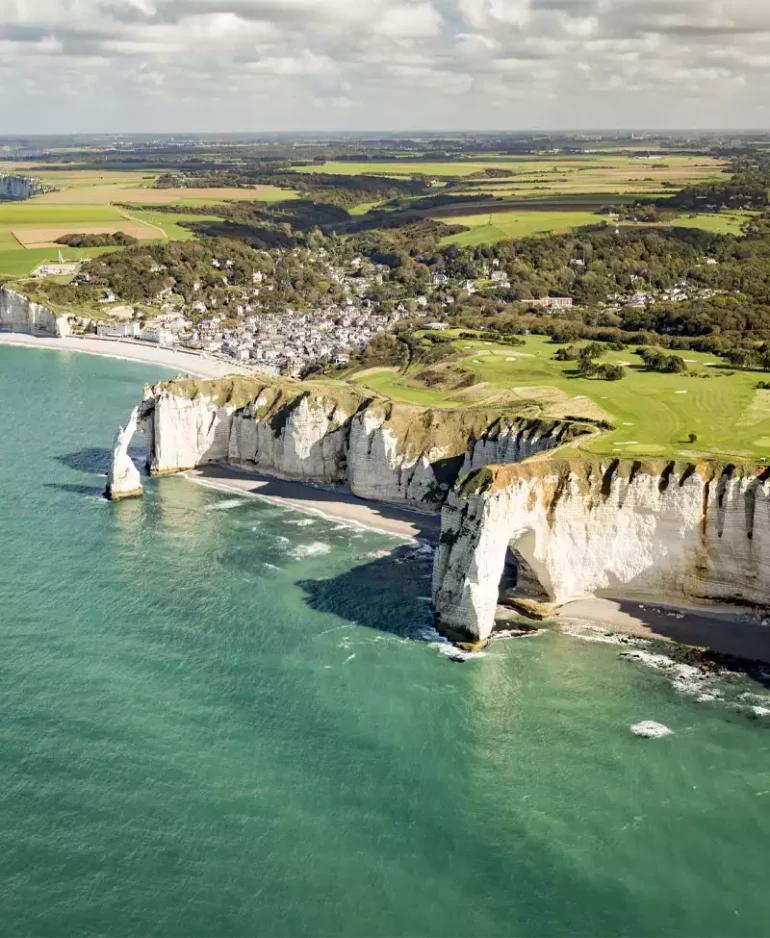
[2,0,770,134]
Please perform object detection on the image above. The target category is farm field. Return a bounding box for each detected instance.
[437,210,604,245]
[12,223,155,249]
[435,206,753,245]
[350,335,770,462]
[0,242,124,278]
[298,154,728,180]
[126,208,223,241]
[0,160,290,274]
[664,212,754,235]
[0,203,162,273]
[33,185,295,205]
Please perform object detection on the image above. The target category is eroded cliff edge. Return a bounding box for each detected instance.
[0,286,70,337]
[108,376,583,507]
[109,378,770,645]
[433,460,770,641]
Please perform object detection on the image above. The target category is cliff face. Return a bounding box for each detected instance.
[107,407,143,500]
[111,378,770,644]
[0,175,44,201]
[116,377,574,509]
[434,461,770,641]
[0,287,70,337]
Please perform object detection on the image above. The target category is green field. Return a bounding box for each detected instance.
[0,245,126,278]
[667,212,754,235]
[435,207,754,246]
[438,211,604,245]
[298,154,728,180]
[126,208,222,241]
[351,336,770,462]
[0,204,126,226]
[0,203,222,276]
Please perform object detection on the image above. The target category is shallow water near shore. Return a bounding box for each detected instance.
[2,345,770,937]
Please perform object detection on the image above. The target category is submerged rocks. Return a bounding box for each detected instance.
[630,721,673,738]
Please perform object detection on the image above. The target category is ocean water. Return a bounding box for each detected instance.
[2,345,770,937]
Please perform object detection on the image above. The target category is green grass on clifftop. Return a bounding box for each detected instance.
[350,336,770,463]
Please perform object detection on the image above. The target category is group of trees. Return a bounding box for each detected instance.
[554,342,625,380]
[636,347,688,373]
[55,232,138,248]
[597,203,679,224]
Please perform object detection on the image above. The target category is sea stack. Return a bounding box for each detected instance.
[106,406,144,501]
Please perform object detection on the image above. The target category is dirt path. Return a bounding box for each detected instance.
[117,207,167,240]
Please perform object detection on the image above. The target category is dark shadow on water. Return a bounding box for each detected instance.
[298,545,435,639]
[55,448,112,474]
[44,482,106,497]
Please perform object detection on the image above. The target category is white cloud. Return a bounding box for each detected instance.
[0,0,769,131]
[249,49,337,75]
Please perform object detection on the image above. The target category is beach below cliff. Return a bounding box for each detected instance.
[557,597,770,665]
[0,332,252,379]
[187,466,770,662]
[187,464,442,541]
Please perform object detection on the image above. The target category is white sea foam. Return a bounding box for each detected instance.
[206,498,246,511]
[620,648,716,698]
[287,518,315,527]
[434,643,487,662]
[291,541,332,559]
[561,622,648,647]
[631,721,673,738]
[739,692,770,707]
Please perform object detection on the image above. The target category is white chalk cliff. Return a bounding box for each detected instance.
[113,376,575,509]
[110,378,770,644]
[0,174,45,201]
[433,461,770,641]
[0,287,70,337]
[107,407,143,501]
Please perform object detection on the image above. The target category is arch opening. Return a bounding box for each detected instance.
[496,529,553,624]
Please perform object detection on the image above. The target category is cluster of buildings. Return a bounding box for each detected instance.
[95,280,420,376]
[607,275,721,309]
[88,249,580,370]
[189,302,417,375]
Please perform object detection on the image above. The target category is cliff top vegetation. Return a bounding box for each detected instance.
[349,333,770,464]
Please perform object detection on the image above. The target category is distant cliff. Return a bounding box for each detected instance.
[0,286,70,337]
[0,174,45,201]
[434,460,770,641]
[108,376,586,506]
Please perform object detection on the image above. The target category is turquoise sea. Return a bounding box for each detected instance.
[2,345,770,937]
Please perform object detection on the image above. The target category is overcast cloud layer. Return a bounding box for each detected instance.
[2,0,770,134]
